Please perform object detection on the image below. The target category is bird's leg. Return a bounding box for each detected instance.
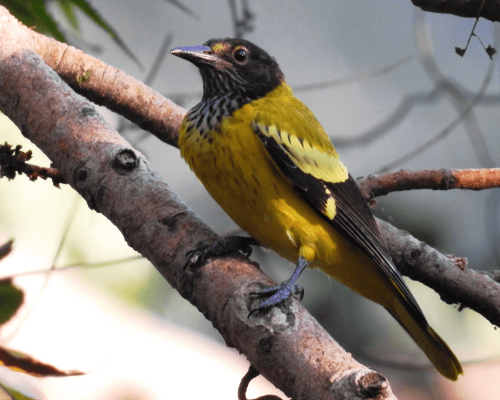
[184,236,260,269]
[249,256,310,316]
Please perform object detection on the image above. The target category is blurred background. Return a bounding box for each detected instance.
[0,0,499,399]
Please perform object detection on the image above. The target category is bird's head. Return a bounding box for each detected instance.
[171,38,284,101]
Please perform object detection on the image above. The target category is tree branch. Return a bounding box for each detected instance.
[0,7,397,399]
[412,0,500,23]
[0,142,66,186]
[379,220,500,327]
[357,168,500,200]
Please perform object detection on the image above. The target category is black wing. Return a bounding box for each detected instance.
[252,121,427,327]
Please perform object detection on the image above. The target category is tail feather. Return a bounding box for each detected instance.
[387,300,463,381]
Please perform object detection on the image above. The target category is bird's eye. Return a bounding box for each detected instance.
[233,48,248,64]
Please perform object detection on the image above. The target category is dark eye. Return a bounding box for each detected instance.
[233,48,248,64]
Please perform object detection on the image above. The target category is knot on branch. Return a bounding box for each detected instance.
[112,148,139,174]
[355,371,390,398]
[330,369,394,399]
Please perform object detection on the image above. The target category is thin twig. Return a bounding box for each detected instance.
[454,0,487,57]
[238,365,282,400]
[3,255,144,280]
[335,87,441,148]
[294,56,412,93]
[376,60,494,173]
[229,0,254,38]
[3,196,81,344]
[0,143,66,186]
[368,11,497,172]
[417,10,498,168]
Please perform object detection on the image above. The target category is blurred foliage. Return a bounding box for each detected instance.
[0,384,37,400]
[0,278,23,325]
[0,346,84,377]
[1,0,139,64]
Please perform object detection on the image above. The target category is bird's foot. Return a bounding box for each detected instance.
[248,256,310,317]
[184,236,259,269]
[248,280,304,317]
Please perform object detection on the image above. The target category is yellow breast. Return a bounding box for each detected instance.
[179,87,399,305]
[179,101,346,268]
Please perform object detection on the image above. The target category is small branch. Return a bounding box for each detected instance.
[0,143,67,186]
[357,168,500,200]
[412,0,500,23]
[229,0,255,38]
[335,88,442,148]
[238,366,282,400]
[454,0,488,57]
[293,56,412,93]
[415,12,498,169]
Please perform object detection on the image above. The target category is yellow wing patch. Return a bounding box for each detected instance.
[253,122,348,184]
[324,197,336,220]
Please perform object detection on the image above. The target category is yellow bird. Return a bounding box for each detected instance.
[171,38,462,380]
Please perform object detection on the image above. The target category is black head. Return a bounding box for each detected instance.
[171,38,284,101]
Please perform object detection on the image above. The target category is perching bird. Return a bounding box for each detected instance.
[170,38,463,380]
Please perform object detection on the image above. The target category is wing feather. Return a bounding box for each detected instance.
[251,119,427,327]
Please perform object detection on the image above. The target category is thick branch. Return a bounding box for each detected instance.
[412,0,500,23]
[358,168,500,200]
[0,7,396,400]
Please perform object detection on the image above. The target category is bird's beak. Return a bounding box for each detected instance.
[170,45,231,69]
[170,45,217,66]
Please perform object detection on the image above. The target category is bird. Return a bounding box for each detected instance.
[170,38,463,381]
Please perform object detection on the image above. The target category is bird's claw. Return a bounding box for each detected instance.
[248,282,304,318]
[183,236,258,270]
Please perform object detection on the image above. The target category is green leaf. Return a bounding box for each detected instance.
[57,0,80,33]
[3,0,66,42]
[0,279,23,326]
[4,0,141,65]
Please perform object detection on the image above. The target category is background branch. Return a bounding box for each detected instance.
[379,220,500,327]
[358,168,500,200]
[412,0,500,22]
